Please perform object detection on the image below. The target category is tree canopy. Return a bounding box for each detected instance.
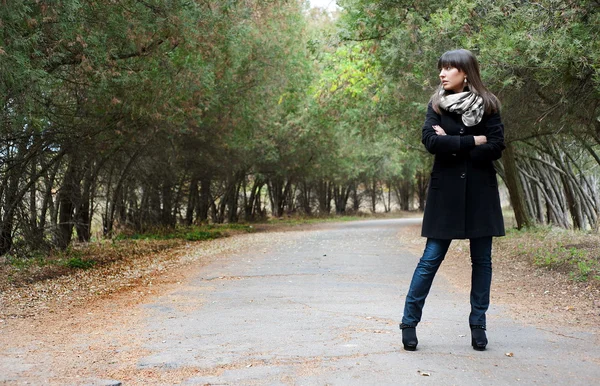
[1,0,599,256]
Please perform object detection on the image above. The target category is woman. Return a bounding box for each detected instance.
[400,49,505,351]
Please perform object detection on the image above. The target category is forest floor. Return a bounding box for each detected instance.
[0,216,599,384]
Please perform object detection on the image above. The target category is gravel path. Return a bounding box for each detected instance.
[1,218,599,385]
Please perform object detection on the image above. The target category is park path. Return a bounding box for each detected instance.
[1,218,599,385]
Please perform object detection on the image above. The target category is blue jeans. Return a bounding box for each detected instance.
[402,237,493,327]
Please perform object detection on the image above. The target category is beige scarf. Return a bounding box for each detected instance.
[439,90,484,127]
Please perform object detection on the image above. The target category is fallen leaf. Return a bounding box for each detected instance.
[418,370,431,376]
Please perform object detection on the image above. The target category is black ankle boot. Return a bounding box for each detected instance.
[470,324,487,351]
[400,323,418,351]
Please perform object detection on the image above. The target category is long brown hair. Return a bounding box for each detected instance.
[430,49,500,115]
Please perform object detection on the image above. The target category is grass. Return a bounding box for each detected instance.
[63,257,96,270]
[264,211,419,226]
[500,226,600,285]
[115,223,254,242]
[6,253,49,271]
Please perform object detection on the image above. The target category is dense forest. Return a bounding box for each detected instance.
[1,0,599,257]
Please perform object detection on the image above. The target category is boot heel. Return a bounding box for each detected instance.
[470,325,487,351]
[400,323,418,351]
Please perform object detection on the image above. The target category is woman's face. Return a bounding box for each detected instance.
[439,66,466,93]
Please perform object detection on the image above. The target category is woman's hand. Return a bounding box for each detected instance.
[474,135,487,146]
[433,125,446,136]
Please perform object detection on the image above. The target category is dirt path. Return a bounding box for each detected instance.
[1,219,599,385]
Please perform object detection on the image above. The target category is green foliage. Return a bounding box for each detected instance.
[63,257,96,270]
[507,227,600,284]
[6,254,49,270]
[6,248,95,271]
[571,260,593,282]
[116,224,252,241]
[182,231,218,242]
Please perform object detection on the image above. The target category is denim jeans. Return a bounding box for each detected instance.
[402,237,493,327]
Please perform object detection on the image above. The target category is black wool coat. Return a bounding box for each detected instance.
[421,102,506,240]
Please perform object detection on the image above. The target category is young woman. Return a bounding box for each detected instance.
[400,49,505,351]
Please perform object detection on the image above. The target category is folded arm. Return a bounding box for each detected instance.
[421,103,476,154]
[469,112,505,162]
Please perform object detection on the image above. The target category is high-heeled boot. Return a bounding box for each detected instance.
[470,324,487,351]
[400,323,418,351]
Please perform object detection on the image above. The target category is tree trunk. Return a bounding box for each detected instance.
[197,175,211,223]
[75,179,91,242]
[502,142,533,229]
[352,184,360,212]
[253,184,264,219]
[333,184,351,215]
[76,161,97,242]
[316,180,331,215]
[105,152,140,235]
[369,178,378,213]
[186,177,199,225]
[267,176,292,218]
[226,172,243,223]
[56,159,80,250]
[245,177,264,220]
[297,180,312,215]
[161,180,174,227]
[0,139,28,254]
[38,160,61,241]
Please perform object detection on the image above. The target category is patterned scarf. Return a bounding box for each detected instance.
[439,90,484,127]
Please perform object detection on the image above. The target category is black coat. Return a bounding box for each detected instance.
[421,102,506,239]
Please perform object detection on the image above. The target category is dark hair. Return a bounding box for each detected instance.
[430,49,500,115]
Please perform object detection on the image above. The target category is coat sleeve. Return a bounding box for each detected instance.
[422,103,476,154]
[469,112,505,162]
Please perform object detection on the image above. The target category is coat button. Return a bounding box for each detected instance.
[459,128,465,134]
[461,172,466,179]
